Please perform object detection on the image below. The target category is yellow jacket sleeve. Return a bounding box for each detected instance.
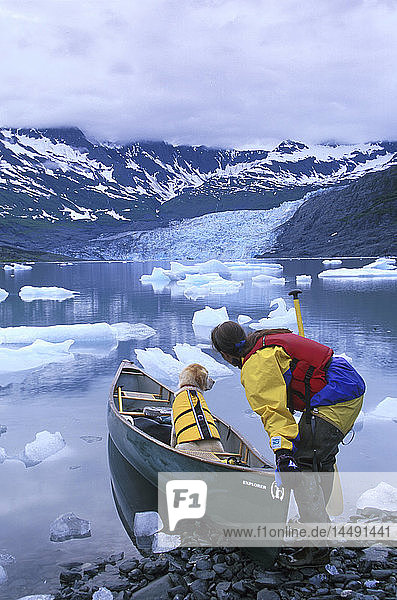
[241,346,299,452]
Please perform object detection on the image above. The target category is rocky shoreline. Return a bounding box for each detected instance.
[37,544,397,600]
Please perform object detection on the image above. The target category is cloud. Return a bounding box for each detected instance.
[0,0,396,147]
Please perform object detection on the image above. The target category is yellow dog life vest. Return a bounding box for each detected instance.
[173,389,221,444]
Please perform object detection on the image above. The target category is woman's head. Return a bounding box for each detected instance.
[211,321,247,366]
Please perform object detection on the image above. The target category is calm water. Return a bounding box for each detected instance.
[0,259,396,598]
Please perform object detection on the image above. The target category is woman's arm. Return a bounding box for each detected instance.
[241,346,299,452]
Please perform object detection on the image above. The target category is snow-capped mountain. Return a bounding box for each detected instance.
[0,126,396,255]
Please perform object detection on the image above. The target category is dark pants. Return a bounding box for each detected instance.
[292,415,345,523]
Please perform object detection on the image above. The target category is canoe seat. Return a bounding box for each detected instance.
[119,391,166,402]
[178,449,227,463]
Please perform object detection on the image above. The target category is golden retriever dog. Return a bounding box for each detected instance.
[171,363,224,452]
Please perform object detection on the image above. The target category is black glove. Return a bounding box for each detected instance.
[275,449,300,472]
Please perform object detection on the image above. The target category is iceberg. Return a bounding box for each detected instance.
[249,297,297,330]
[319,257,397,279]
[0,289,8,302]
[19,286,77,301]
[173,343,232,377]
[356,482,397,514]
[0,339,74,379]
[296,275,312,284]
[192,306,229,340]
[135,348,184,385]
[21,430,66,467]
[238,314,252,325]
[183,277,243,300]
[367,397,397,421]
[140,267,171,286]
[3,263,32,271]
[49,512,91,542]
[322,259,342,265]
[109,322,156,341]
[252,274,285,285]
[133,511,163,537]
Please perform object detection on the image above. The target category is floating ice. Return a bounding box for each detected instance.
[152,531,181,553]
[0,321,153,346]
[356,482,397,513]
[93,589,113,600]
[0,339,74,380]
[322,259,342,265]
[3,263,32,271]
[226,261,283,278]
[173,343,232,377]
[16,597,54,600]
[19,286,77,302]
[192,306,229,340]
[319,257,397,279]
[252,274,285,285]
[0,447,6,464]
[269,277,286,285]
[133,511,163,537]
[21,430,66,467]
[367,397,397,421]
[110,322,156,341]
[49,512,91,542]
[140,267,171,286]
[0,566,7,585]
[0,425,6,435]
[249,297,297,330]
[238,314,252,325]
[182,276,243,300]
[192,306,229,328]
[0,553,15,566]
[296,275,312,284]
[0,289,8,302]
[135,348,184,385]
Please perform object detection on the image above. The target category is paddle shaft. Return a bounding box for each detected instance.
[288,289,305,337]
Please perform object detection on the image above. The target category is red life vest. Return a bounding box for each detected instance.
[242,333,333,412]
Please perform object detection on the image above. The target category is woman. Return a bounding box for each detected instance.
[211,321,365,567]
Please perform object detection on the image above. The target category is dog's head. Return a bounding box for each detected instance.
[178,363,215,392]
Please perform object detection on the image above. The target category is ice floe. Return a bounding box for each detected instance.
[180,274,243,300]
[3,263,32,271]
[0,289,8,302]
[93,589,113,600]
[356,481,397,514]
[367,397,397,421]
[0,566,7,585]
[134,511,163,537]
[192,306,229,340]
[249,297,297,330]
[0,321,156,346]
[174,343,232,377]
[21,430,66,467]
[16,595,55,600]
[152,531,181,553]
[252,274,286,285]
[322,259,342,265]
[238,314,252,325]
[319,257,397,279]
[296,275,312,284]
[19,286,77,301]
[0,340,74,380]
[0,447,6,464]
[140,267,172,287]
[49,512,91,542]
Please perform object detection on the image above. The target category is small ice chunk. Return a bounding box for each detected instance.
[238,314,252,325]
[50,512,91,542]
[0,289,8,302]
[3,263,32,271]
[140,267,171,286]
[19,286,77,302]
[135,348,185,385]
[322,259,342,265]
[133,511,163,537]
[356,481,397,513]
[296,275,312,284]
[173,343,232,377]
[368,397,397,420]
[269,277,286,285]
[0,553,15,566]
[110,322,156,341]
[325,563,339,575]
[16,596,54,600]
[21,430,66,467]
[252,274,282,284]
[192,306,229,328]
[0,447,6,464]
[93,588,113,600]
[364,580,378,589]
[151,531,181,553]
[0,339,74,375]
[184,278,243,300]
[249,297,297,330]
[0,425,7,435]
[0,565,7,585]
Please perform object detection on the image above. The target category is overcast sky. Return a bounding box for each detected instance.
[0,0,396,148]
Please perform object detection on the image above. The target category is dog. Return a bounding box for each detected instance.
[171,363,224,452]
